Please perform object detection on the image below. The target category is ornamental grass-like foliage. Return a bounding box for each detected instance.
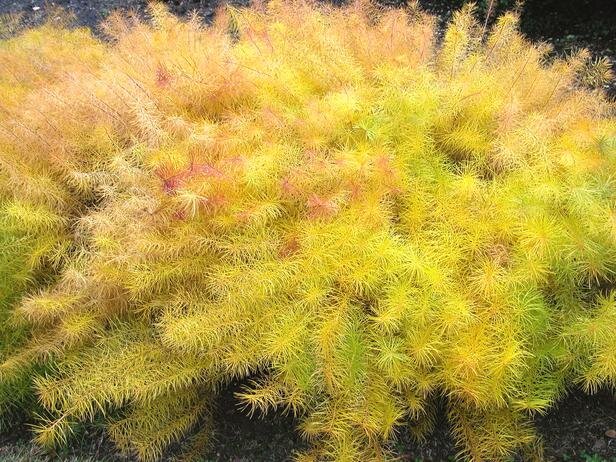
[0,24,101,427]
[1,1,615,460]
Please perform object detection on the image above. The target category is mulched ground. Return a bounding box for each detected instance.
[0,0,615,460]
[0,0,225,28]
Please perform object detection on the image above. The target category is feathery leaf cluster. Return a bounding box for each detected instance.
[0,2,615,460]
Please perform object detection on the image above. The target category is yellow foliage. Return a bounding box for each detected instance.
[0,2,615,461]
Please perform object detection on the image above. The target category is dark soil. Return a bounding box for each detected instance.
[1,384,614,461]
[0,0,615,460]
[538,389,616,462]
[205,385,616,461]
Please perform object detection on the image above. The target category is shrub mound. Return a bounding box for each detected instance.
[1,2,615,460]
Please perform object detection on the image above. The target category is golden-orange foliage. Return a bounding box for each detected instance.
[0,2,615,460]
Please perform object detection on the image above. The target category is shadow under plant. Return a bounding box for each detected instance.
[1,384,614,461]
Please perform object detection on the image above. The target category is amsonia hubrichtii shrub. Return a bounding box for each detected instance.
[0,2,615,460]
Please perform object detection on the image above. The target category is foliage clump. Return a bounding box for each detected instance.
[0,1,615,460]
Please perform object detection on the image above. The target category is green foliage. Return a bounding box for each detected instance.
[0,219,33,427]
[0,1,615,461]
[576,454,616,462]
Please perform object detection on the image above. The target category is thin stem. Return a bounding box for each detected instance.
[481,0,496,40]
